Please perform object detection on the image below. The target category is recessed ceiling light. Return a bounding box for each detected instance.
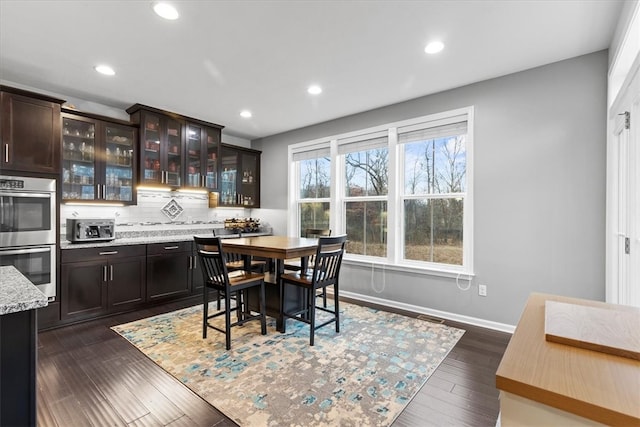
[307,85,322,95]
[94,65,115,76]
[153,2,179,20]
[240,110,252,118]
[424,41,444,54]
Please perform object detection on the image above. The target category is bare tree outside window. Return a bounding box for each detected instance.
[298,157,331,235]
[404,135,466,265]
[345,148,388,256]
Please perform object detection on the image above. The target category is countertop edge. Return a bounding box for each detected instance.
[0,266,48,315]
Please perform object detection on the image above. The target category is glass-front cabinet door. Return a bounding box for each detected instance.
[140,113,182,187]
[165,117,182,186]
[240,151,259,207]
[205,127,219,191]
[220,147,237,206]
[104,124,135,202]
[186,123,203,187]
[62,113,136,204]
[62,117,97,201]
[141,113,162,185]
[185,122,220,190]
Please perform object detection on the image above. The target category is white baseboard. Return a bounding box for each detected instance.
[336,290,516,334]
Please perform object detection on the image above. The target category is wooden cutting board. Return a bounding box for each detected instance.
[544,300,640,360]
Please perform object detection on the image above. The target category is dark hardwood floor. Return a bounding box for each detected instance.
[36,298,511,427]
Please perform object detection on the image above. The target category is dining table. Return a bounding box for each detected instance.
[221,235,319,332]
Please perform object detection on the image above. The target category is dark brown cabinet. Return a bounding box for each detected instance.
[60,245,146,321]
[127,104,223,190]
[146,241,193,301]
[0,87,64,174]
[61,111,137,204]
[220,144,261,207]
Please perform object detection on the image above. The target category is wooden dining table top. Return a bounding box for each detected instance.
[220,235,318,259]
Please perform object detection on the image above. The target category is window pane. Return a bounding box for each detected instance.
[299,202,330,237]
[345,201,387,256]
[299,157,331,198]
[404,198,463,265]
[404,135,466,195]
[345,148,388,196]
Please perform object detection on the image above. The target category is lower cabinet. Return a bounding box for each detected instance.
[146,241,193,301]
[60,245,146,321]
[57,240,202,328]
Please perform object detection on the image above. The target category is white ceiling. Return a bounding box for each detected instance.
[0,0,624,140]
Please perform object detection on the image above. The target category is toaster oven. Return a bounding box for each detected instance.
[66,218,115,243]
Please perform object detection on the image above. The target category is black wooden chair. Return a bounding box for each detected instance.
[280,235,346,346]
[283,228,332,306]
[194,236,267,350]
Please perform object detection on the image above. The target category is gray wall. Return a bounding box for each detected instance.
[254,51,608,326]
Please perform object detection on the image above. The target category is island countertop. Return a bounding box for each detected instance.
[496,292,640,426]
[0,266,48,315]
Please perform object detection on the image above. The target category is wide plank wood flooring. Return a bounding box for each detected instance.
[36,297,511,426]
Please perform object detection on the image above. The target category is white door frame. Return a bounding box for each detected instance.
[606,53,640,307]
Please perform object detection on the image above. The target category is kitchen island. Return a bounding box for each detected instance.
[496,292,640,426]
[0,266,49,426]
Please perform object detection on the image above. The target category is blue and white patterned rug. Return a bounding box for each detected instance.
[112,301,464,426]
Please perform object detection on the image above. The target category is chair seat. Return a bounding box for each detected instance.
[280,271,314,287]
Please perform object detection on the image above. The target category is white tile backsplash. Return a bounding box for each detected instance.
[60,189,251,229]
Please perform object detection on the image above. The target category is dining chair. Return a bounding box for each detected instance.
[194,236,267,350]
[280,234,346,346]
[283,228,332,306]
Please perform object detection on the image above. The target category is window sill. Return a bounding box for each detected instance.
[342,257,474,281]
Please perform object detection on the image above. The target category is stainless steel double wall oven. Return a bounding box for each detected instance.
[0,175,57,301]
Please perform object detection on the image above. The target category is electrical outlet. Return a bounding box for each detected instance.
[478,284,487,297]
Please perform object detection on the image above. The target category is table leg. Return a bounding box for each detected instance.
[276,258,285,332]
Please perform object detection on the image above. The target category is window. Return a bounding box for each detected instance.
[292,145,331,237]
[339,132,388,257]
[289,107,473,275]
[399,118,467,266]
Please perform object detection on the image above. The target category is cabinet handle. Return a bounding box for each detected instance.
[103,184,107,199]
[96,184,101,199]
[4,144,8,163]
[201,176,205,187]
[103,265,108,282]
[99,251,118,255]
[110,265,114,281]
[164,245,180,250]
[192,255,197,269]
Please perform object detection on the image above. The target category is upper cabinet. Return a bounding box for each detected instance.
[61,111,137,204]
[220,144,261,207]
[0,86,64,175]
[127,104,223,190]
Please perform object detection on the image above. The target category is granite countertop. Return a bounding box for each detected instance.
[60,230,271,249]
[0,266,48,315]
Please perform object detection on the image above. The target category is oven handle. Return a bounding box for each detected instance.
[0,192,52,199]
[0,247,51,256]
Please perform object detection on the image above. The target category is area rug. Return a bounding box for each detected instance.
[112,302,464,426]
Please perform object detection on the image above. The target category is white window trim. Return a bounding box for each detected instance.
[288,106,474,277]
